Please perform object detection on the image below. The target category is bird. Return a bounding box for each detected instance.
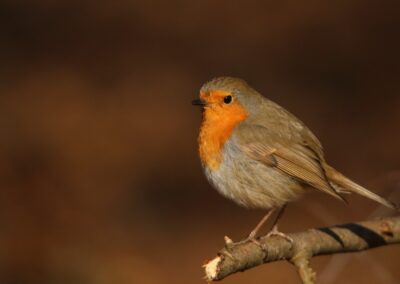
[192,76,398,243]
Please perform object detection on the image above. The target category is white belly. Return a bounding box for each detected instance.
[203,139,306,209]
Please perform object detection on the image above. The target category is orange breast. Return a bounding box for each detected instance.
[198,101,248,170]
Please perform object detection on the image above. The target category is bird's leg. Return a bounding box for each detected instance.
[225,209,276,250]
[270,204,287,228]
[246,209,276,240]
[265,204,293,243]
[225,206,292,249]
[248,204,287,241]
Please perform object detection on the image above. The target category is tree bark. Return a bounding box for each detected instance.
[204,216,400,284]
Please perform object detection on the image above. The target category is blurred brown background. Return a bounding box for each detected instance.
[1,1,400,283]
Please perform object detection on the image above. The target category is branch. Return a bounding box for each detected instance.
[204,216,400,284]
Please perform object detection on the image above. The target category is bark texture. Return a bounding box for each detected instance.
[204,216,400,284]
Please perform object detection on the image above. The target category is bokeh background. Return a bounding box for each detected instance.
[1,1,400,283]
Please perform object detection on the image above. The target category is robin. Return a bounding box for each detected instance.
[193,77,397,243]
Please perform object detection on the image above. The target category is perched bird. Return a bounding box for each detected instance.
[193,77,397,242]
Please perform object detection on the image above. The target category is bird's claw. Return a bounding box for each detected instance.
[224,233,265,250]
[225,233,268,255]
[265,226,293,243]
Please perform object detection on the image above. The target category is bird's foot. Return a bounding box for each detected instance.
[243,232,262,246]
[224,235,257,246]
[265,225,293,243]
[224,232,267,253]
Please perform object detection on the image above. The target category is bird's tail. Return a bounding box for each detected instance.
[325,165,398,210]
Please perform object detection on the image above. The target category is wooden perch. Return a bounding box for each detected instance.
[204,216,400,284]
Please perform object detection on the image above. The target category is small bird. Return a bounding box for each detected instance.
[193,77,397,242]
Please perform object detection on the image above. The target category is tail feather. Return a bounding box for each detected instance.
[325,165,398,210]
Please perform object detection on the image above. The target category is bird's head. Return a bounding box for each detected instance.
[192,77,263,122]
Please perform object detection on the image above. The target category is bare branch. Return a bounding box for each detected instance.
[204,216,400,284]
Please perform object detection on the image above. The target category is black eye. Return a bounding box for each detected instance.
[223,95,232,104]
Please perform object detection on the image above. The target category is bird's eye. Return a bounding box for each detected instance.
[223,95,232,104]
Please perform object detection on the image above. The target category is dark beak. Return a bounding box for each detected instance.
[192,99,206,106]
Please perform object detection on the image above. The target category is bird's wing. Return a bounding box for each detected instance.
[236,124,346,202]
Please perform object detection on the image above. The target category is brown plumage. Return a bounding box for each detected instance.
[193,77,397,241]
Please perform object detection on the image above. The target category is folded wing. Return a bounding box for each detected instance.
[236,124,346,202]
